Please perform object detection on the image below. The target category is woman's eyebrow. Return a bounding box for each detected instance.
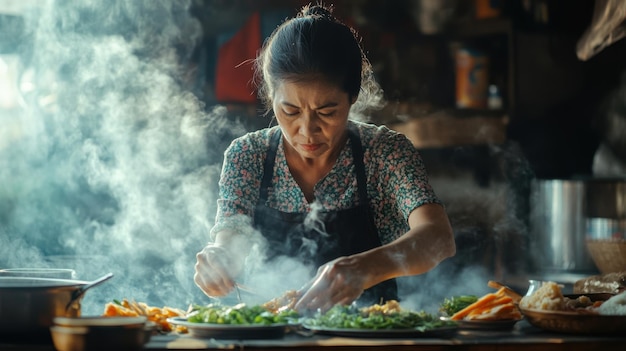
[280,101,339,109]
[281,101,299,108]
[315,102,338,109]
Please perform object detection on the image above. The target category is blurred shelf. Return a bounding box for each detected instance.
[382,104,509,149]
[447,18,514,38]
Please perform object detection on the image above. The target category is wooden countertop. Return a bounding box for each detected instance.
[2,320,625,351]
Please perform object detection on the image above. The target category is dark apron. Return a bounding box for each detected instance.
[253,127,398,306]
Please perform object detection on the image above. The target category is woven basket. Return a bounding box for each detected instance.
[586,240,626,274]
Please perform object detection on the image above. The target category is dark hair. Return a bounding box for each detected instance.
[255,3,383,117]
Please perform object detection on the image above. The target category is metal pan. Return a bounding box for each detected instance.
[0,273,113,336]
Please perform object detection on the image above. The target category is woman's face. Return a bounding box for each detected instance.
[273,79,353,160]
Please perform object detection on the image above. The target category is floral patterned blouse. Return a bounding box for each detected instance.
[211,120,441,244]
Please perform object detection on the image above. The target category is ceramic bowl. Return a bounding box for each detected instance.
[50,316,151,351]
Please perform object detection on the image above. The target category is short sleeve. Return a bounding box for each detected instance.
[370,129,440,221]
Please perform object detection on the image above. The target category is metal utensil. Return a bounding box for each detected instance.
[234,284,242,303]
[65,273,114,311]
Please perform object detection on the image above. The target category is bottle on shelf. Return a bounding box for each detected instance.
[487,84,503,110]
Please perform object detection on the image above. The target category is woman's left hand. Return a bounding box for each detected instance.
[294,256,369,313]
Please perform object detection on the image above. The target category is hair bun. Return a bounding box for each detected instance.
[300,4,335,21]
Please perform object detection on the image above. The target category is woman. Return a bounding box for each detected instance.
[194,4,455,312]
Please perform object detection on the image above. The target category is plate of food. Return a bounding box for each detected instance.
[439,281,524,331]
[301,300,458,338]
[167,317,293,339]
[519,281,626,335]
[167,302,300,339]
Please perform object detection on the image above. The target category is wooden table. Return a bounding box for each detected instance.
[2,320,624,351]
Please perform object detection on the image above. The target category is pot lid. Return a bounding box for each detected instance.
[0,276,88,288]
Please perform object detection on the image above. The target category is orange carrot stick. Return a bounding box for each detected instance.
[451,293,498,320]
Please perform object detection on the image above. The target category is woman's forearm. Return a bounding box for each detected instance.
[355,203,456,289]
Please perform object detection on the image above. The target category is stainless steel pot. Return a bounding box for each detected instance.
[0,273,113,335]
[529,179,597,273]
[529,177,626,275]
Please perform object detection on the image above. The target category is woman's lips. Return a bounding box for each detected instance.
[301,143,321,152]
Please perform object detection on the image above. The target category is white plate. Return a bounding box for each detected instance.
[167,317,292,339]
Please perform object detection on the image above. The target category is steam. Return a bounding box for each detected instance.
[0,0,247,314]
[300,201,329,256]
[0,0,538,315]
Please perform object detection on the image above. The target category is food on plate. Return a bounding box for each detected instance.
[439,295,478,316]
[186,302,300,325]
[446,280,523,321]
[519,281,565,311]
[103,299,187,333]
[521,288,626,334]
[574,272,626,294]
[449,284,522,321]
[596,291,626,315]
[305,300,456,331]
[450,290,521,321]
[487,280,523,303]
[519,278,626,336]
[262,289,301,313]
[440,281,523,319]
[519,281,607,313]
[360,299,403,314]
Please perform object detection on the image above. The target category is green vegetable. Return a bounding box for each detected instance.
[186,303,300,325]
[439,295,479,316]
[305,305,455,331]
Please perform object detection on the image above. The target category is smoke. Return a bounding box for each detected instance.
[0,0,247,314]
[300,201,329,256]
[0,0,541,316]
[395,140,536,313]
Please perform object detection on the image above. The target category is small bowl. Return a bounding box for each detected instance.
[51,316,149,351]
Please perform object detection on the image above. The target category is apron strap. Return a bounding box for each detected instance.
[260,129,281,202]
[347,125,370,207]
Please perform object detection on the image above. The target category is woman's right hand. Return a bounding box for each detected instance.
[194,244,238,297]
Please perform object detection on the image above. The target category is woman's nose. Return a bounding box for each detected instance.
[299,112,320,135]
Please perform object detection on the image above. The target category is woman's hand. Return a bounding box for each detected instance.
[293,203,455,313]
[194,244,238,297]
[194,230,251,297]
[294,256,369,313]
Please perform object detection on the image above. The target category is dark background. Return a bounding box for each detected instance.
[184,0,625,179]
